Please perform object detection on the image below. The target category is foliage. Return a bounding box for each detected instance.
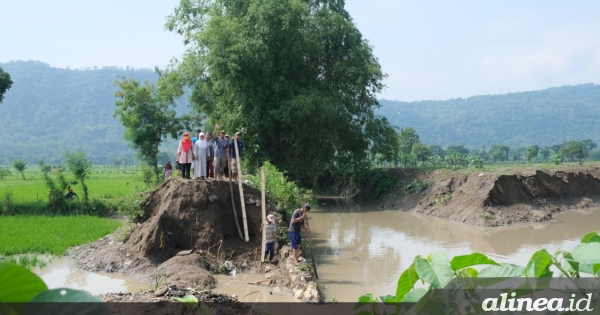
[64,150,93,201]
[550,153,563,165]
[0,216,121,256]
[434,193,451,206]
[245,161,314,219]
[480,211,495,219]
[0,167,11,179]
[446,145,469,156]
[398,127,420,155]
[559,141,589,164]
[525,145,539,163]
[466,154,483,169]
[150,267,168,291]
[444,152,465,169]
[0,191,14,215]
[113,73,186,176]
[405,179,429,194]
[173,294,214,315]
[411,142,431,164]
[0,262,107,314]
[165,0,397,186]
[12,158,27,180]
[0,66,12,104]
[356,230,600,313]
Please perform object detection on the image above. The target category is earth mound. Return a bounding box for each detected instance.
[74,178,267,288]
[368,167,600,227]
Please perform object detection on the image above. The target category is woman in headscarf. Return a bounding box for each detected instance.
[177,131,194,179]
[193,132,211,179]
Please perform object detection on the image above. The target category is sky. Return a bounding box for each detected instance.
[2,0,600,101]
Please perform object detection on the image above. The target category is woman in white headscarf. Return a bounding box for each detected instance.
[193,133,211,179]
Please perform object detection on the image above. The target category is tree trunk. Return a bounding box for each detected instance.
[20,172,25,180]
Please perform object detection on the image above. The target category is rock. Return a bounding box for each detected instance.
[208,195,218,202]
[280,245,291,260]
[294,289,304,299]
[302,283,319,303]
[273,286,281,293]
[176,249,193,256]
[154,287,168,297]
[224,261,234,270]
[266,272,278,280]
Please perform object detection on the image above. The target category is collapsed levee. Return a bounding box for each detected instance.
[407,168,600,227]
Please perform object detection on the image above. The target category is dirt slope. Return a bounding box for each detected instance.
[372,167,600,227]
[73,178,266,288]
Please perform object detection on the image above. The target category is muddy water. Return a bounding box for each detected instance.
[35,256,148,295]
[310,199,600,302]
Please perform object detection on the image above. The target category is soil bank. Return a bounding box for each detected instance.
[350,166,600,227]
[72,178,320,305]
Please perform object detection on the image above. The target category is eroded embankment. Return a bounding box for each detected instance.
[365,167,600,227]
[72,178,320,303]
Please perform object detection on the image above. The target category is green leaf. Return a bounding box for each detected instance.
[581,231,599,243]
[457,268,478,278]
[173,295,198,311]
[571,243,600,264]
[402,288,428,302]
[415,253,452,289]
[450,253,498,271]
[354,294,375,310]
[588,235,600,243]
[379,295,396,304]
[524,249,552,278]
[0,262,48,302]
[478,263,524,277]
[395,262,419,302]
[26,288,107,315]
[595,264,600,276]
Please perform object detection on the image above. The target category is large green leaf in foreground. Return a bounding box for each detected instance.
[0,262,47,302]
[26,288,108,315]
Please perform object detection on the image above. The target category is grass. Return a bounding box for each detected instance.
[0,166,143,203]
[0,216,123,256]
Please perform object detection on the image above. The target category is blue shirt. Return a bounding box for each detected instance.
[228,139,243,158]
[215,137,229,157]
[192,137,199,144]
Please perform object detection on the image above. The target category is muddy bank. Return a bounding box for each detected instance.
[72,178,321,302]
[355,167,600,227]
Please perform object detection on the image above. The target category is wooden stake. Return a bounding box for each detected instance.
[227,155,244,241]
[261,166,266,262]
[234,137,249,242]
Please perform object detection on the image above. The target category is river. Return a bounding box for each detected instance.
[35,199,600,302]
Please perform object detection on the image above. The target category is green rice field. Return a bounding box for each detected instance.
[0,166,144,203]
[0,216,123,256]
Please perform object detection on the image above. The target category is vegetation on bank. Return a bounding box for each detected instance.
[356,230,600,313]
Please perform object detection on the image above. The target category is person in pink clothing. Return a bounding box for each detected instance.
[177,132,194,179]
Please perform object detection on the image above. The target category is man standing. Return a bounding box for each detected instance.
[288,203,311,266]
[261,214,277,263]
[212,124,229,180]
[227,132,243,182]
[206,133,215,179]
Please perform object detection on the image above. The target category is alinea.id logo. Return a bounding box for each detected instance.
[482,292,593,312]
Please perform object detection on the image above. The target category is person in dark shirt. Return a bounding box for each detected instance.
[288,203,311,266]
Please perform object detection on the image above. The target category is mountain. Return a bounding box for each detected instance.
[0,60,188,165]
[377,84,600,148]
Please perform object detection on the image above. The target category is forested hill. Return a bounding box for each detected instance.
[0,61,163,165]
[378,84,600,148]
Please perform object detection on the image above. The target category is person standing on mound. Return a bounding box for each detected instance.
[288,203,311,266]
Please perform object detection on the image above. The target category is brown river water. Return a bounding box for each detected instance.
[35,199,600,302]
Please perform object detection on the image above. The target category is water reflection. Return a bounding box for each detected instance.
[311,199,600,301]
[35,256,147,295]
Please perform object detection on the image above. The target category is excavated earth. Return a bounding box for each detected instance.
[72,177,321,305]
[369,166,600,227]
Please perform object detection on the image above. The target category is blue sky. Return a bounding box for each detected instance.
[2,0,600,101]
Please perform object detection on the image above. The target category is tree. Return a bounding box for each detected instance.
[540,147,551,161]
[429,145,446,159]
[525,145,539,163]
[581,139,598,151]
[411,142,431,165]
[0,67,13,104]
[446,145,469,156]
[40,164,52,176]
[0,168,12,180]
[165,0,397,185]
[113,72,185,179]
[559,141,589,165]
[398,127,420,155]
[64,151,92,201]
[12,159,27,180]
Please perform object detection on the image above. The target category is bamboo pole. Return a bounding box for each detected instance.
[260,166,266,262]
[233,137,249,242]
[294,189,318,279]
[227,155,244,241]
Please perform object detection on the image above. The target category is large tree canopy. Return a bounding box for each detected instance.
[0,67,13,104]
[166,0,397,184]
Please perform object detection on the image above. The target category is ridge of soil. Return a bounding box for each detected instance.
[72,177,321,304]
[354,166,600,227]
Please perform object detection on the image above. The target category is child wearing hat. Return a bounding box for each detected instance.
[261,214,277,263]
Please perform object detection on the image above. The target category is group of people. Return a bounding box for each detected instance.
[164,123,243,181]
